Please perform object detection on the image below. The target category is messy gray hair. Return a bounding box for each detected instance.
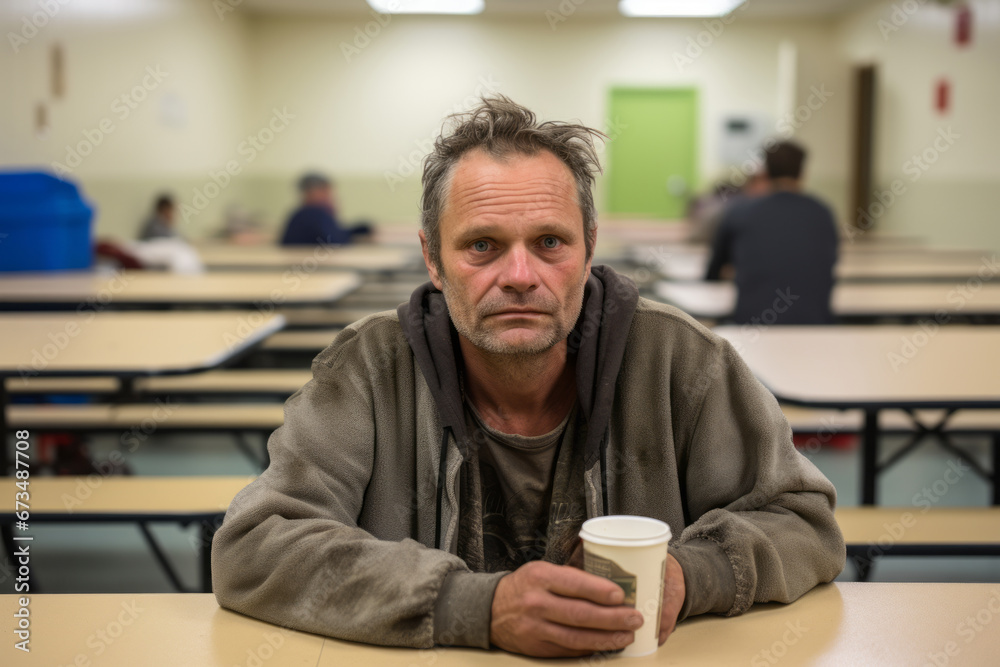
[420,95,606,269]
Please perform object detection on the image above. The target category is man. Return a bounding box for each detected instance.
[138,193,177,240]
[279,172,371,246]
[705,141,839,324]
[213,97,845,658]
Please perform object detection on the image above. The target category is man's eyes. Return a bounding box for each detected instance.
[467,237,563,252]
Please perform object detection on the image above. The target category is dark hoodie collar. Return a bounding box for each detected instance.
[397,265,640,460]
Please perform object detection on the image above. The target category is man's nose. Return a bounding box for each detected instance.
[500,244,539,293]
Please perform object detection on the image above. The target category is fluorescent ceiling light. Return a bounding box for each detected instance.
[366,0,484,14]
[619,0,747,18]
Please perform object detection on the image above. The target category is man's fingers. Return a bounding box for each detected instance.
[542,564,626,606]
[542,594,644,632]
[541,621,635,654]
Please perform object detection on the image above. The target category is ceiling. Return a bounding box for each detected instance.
[241,0,880,19]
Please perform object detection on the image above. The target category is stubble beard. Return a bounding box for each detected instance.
[439,269,588,361]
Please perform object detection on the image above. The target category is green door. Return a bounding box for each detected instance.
[607,88,698,219]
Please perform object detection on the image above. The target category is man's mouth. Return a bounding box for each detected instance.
[489,309,548,316]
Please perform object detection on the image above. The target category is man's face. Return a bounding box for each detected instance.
[421,149,593,357]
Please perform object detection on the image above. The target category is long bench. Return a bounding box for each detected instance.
[5,369,312,398]
[835,506,1000,580]
[260,329,341,352]
[277,307,384,329]
[6,403,284,468]
[0,476,253,592]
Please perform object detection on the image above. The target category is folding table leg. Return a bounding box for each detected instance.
[862,409,880,505]
[993,433,1000,506]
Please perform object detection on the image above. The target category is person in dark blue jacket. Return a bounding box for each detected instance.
[705,141,838,325]
[280,173,371,246]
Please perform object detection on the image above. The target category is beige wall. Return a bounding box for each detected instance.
[836,0,1000,250]
[3,1,997,251]
[1,0,251,239]
[244,12,851,228]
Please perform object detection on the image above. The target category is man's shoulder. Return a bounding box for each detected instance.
[630,297,723,353]
[312,310,409,370]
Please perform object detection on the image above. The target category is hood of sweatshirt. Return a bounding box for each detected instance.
[397,264,639,548]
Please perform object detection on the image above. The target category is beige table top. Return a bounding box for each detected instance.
[5,584,998,666]
[197,243,421,272]
[0,312,284,376]
[644,246,997,281]
[655,281,1000,318]
[836,507,1000,544]
[0,270,360,306]
[0,593,323,666]
[713,325,1000,407]
[0,476,252,515]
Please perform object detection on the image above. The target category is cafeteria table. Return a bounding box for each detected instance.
[654,280,1000,322]
[0,270,360,309]
[0,311,285,473]
[639,245,997,282]
[3,583,997,665]
[196,242,422,274]
[713,325,1000,505]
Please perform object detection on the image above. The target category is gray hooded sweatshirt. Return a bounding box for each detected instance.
[212,266,845,649]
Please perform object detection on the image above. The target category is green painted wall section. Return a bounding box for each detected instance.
[607,88,699,219]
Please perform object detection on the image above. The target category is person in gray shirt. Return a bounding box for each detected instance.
[138,193,178,241]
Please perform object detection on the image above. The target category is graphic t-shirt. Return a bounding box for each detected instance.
[463,401,576,573]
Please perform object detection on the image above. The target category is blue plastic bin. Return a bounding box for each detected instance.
[0,170,94,272]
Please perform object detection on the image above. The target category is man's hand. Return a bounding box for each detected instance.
[658,554,685,645]
[490,560,645,658]
[568,540,686,647]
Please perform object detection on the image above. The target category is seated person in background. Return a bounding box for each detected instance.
[705,141,838,325]
[279,172,372,246]
[687,171,768,246]
[213,97,844,658]
[138,193,178,240]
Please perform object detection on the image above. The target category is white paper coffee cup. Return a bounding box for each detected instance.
[579,515,671,658]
